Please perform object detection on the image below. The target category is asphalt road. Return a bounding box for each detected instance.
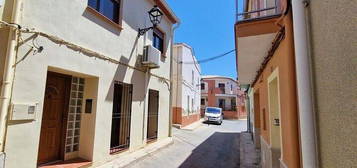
[126,120,247,168]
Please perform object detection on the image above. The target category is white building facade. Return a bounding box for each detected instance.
[201,76,246,119]
[172,43,201,127]
[0,0,178,167]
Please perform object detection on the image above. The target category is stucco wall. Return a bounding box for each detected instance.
[2,0,174,167]
[252,12,300,168]
[172,44,201,126]
[172,44,201,116]
[308,0,357,167]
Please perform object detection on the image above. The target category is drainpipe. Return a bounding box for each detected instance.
[0,0,21,154]
[291,0,318,167]
[168,21,180,137]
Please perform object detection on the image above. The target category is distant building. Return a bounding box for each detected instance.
[172,43,201,127]
[201,76,246,119]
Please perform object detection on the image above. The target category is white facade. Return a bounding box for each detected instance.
[172,43,201,116]
[0,0,178,167]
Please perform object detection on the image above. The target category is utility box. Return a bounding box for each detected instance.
[142,45,160,68]
[10,103,38,121]
[0,152,4,168]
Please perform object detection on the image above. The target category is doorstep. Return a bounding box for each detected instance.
[97,137,173,168]
[38,158,92,168]
[172,124,182,129]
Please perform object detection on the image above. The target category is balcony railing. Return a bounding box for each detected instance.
[221,106,237,111]
[236,0,281,22]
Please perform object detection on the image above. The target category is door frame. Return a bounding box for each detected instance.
[267,68,284,160]
[147,89,159,142]
[38,71,72,165]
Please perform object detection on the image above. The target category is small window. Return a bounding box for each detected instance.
[218,83,225,93]
[201,98,205,105]
[262,108,267,130]
[201,83,205,90]
[187,96,190,114]
[88,0,121,24]
[153,28,164,54]
[192,71,194,86]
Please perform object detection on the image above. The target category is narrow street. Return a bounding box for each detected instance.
[126,120,248,168]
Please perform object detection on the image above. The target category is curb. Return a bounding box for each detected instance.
[180,119,204,131]
[97,138,174,168]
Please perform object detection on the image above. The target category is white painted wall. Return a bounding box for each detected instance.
[172,44,201,116]
[2,0,175,167]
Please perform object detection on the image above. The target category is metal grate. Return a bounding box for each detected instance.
[65,77,85,153]
[110,82,133,154]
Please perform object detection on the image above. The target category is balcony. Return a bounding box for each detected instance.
[221,106,237,111]
[234,0,282,85]
[235,0,281,23]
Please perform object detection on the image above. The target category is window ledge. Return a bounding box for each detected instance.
[86,6,123,31]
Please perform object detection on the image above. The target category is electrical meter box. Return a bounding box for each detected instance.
[10,103,38,121]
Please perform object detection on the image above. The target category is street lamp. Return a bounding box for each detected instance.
[138,5,164,36]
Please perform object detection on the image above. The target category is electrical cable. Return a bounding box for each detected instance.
[179,49,236,64]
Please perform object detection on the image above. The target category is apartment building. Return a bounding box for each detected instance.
[172,43,201,127]
[201,76,246,119]
[235,0,356,168]
[0,0,179,167]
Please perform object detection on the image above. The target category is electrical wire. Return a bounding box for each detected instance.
[179,49,236,64]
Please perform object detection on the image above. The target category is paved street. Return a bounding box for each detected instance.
[126,120,247,168]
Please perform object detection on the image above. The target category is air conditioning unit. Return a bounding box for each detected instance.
[142,45,160,68]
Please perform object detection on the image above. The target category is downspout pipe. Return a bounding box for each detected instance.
[291,0,318,167]
[168,21,180,137]
[0,0,21,152]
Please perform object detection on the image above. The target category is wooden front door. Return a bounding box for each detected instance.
[147,90,159,141]
[38,72,71,165]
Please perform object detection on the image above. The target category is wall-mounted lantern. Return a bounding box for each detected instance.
[138,5,163,36]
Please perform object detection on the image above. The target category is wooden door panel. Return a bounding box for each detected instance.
[38,72,70,165]
[147,90,159,141]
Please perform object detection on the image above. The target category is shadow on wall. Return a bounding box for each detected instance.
[179,132,241,168]
[82,9,122,36]
[104,33,150,103]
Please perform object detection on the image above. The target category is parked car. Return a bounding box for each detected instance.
[204,107,223,125]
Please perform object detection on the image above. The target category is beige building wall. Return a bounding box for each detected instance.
[0,0,177,167]
[308,0,357,167]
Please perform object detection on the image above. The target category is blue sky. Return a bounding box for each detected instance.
[166,0,239,79]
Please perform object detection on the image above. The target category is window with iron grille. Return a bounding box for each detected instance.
[110,82,132,154]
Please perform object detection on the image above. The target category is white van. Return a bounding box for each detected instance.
[204,107,223,125]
